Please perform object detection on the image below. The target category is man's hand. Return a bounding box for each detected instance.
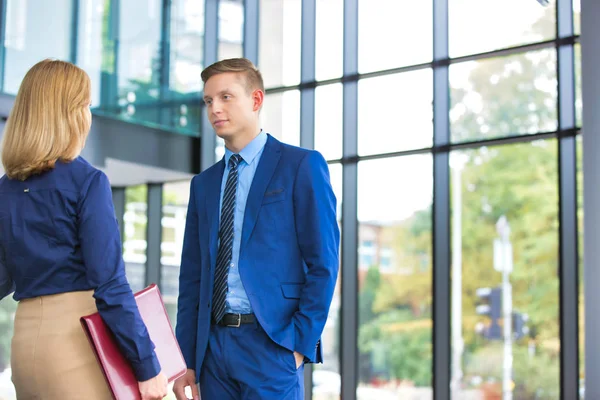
[173,369,200,400]
[293,351,304,369]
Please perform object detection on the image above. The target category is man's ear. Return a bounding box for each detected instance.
[252,89,264,112]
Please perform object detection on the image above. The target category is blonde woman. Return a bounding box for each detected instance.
[0,59,167,400]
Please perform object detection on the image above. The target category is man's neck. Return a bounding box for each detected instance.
[225,127,261,154]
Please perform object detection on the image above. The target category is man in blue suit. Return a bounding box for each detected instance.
[172,58,340,400]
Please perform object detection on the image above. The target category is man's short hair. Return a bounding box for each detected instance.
[201,58,264,93]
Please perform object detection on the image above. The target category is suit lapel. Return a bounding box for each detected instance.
[240,135,281,252]
[206,159,225,270]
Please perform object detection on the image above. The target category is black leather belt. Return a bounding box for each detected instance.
[217,313,255,327]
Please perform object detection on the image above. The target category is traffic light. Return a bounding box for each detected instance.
[475,286,502,340]
[512,312,530,340]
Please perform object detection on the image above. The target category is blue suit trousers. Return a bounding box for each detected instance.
[200,321,305,400]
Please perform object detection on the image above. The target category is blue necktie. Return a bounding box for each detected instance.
[212,154,243,323]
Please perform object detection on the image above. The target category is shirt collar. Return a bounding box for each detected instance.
[224,130,267,167]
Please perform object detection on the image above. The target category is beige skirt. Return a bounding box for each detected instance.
[10,290,112,400]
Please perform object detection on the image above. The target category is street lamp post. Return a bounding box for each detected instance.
[494,216,513,400]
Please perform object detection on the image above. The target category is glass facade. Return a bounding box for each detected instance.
[0,0,584,399]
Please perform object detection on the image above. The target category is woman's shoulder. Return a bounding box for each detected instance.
[56,157,107,191]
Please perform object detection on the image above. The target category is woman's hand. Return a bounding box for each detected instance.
[138,371,168,400]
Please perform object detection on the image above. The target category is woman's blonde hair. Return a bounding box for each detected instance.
[1,59,92,180]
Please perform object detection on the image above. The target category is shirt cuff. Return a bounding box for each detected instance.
[130,353,162,382]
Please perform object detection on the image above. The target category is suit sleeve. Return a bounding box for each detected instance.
[292,150,340,362]
[0,254,14,300]
[78,170,161,382]
[175,176,202,370]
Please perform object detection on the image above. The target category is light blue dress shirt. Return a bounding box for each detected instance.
[220,130,268,313]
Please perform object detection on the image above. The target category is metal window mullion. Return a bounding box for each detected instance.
[159,0,172,126]
[556,0,579,398]
[243,0,259,65]
[201,0,219,171]
[300,0,315,151]
[111,187,126,246]
[340,0,359,399]
[100,0,119,109]
[433,0,450,398]
[145,183,163,287]
[0,0,6,92]
[70,0,80,64]
[582,0,600,398]
[300,0,316,395]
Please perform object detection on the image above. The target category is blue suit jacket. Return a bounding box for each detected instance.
[175,135,340,381]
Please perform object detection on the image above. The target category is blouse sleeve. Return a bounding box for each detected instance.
[78,170,161,381]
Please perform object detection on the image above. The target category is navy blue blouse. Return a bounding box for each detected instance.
[0,157,160,381]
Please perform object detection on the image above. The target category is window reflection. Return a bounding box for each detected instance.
[358,0,432,74]
[315,83,343,161]
[170,0,204,94]
[358,70,433,156]
[313,163,342,400]
[116,0,162,126]
[78,0,111,108]
[258,0,301,88]
[450,141,560,399]
[316,0,343,81]
[449,0,556,57]
[3,0,73,94]
[450,49,558,142]
[0,297,17,399]
[123,185,148,293]
[161,180,191,329]
[261,90,300,146]
[218,0,244,60]
[357,155,433,399]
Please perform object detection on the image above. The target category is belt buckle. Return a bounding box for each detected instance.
[227,313,241,328]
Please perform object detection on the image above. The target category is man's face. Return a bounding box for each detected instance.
[203,72,259,140]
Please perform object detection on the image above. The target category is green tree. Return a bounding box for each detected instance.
[0,298,17,371]
[358,5,578,397]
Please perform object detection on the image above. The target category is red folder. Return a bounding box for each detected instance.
[81,284,187,400]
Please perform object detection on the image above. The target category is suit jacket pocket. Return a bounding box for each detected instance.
[281,283,303,299]
[262,188,285,205]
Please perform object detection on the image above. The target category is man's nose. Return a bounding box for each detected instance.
[211,100,223,114]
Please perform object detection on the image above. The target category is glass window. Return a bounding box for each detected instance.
[450,49,558,143]
[315,0,343,81]
[161,180,191,329]
[170,0,204,94]
[357,155,433,398]
[123,185,148,293]
[78,0,112,108]
[3,0,73,94]
[312,163,342,400]
[117,1,162,122]
[315,83,343,161]
[358,0,432,74]
[575,44,582,128]
[0,296,17,398]
[218,0,244,60]
[449,0,556,57]
[358,69,433,156]
[258,0,301,89]
[450,140,560,399]
[261,90,300,146]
